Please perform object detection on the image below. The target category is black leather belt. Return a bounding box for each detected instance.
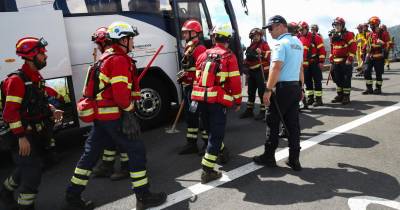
[276,81,300,88]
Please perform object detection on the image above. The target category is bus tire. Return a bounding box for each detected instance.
[136,77,171,129]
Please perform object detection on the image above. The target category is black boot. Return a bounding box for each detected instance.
[239,108,253,119]
[178,141,198,155]
[331,92,343,103]
[373,86,382,94]
[110,161,129,181]
[306,95,315,106]
[0,187,17,209]
[201,168,222,184]
[136,191,167,210]
[286,150,302,171]
[217,147,230,165]
[254,110,266,121]
[63,193,94,210]
[362,85,373,95]
[313,96,323,107]
[341,94,350,105]
[92,161,114,178]
[253,146,277,167]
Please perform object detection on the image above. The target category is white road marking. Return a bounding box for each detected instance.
[348,196,400,210]
[96,102,400,210]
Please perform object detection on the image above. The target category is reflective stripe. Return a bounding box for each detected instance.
[9,121,22,129]
[315,91,322,97]
[4,177,17,191]
[317,43,324,48]
[229,71,240,77]
[192,90,218,97]
[201,134,209,139]
[204,153,217,161]
[372,53,383,58]
[371,44,382,48]
[132,91,141,97]
[232,93,242,99]
[220,143,225,150]
[366,80,373,85]
[130,170,146,178]
[102,156,115,161]
[98,107,119,114]
[18,193,36,205]
[376,80,383,85]
[319,55,326,59]
[104,150,117,156]
[246,102,254,105]
[120,153,129,162]
[343,88,351,94]
[186,133,197,139]
[306,90,314,96]
[78,108,94,117]
[74,168,91,176]
[19,193,36,200]
[187,128,199,133]
[303,46,309,50]
[223,94,233,101]
[132,177,148,188]
[201,158,215,168]
[123,103,134,111]
[185,67,196,72]
[249,64,261,69]
[71,176,88,186]
[6,95,23,103]
[334,58,344,62]
[337,87,343,92]
[348,53,355,57]
[201,62,211,86]
[99,72,110,83]
[347,39,355,44]
[110,76,128,84]
[303,61,309,65]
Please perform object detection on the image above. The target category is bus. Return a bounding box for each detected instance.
[0,0,244,129]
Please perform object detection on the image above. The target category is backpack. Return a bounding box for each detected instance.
[77,53,113,122]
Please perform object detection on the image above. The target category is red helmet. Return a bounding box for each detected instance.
[298,21,309,30]
[16,37,47,58]
[92,27,108,44]
[332,17,345,27]
[249,28,263,39]
[181,19,202,33]
[369,16,381,26]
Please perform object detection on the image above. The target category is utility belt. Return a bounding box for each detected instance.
[276,81,300,89]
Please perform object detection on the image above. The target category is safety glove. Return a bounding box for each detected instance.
[122,111,141,140]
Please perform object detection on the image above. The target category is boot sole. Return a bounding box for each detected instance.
[136,193,167,210]
[285,161,302,171]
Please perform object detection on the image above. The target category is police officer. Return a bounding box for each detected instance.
[89,27,130,181]
[0,37,64,209]
[240,28,270,120]
[298,21,326,106]
[329,17,356,105]
[253,15,304,171]
[63,21,166,210]
[191,23,242,183]
[362,16,389,95]
[177,19,208,155]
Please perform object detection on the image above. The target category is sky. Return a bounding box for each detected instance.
[227,0,400,46]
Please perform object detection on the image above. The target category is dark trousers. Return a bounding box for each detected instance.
[304,62,323,96]
[183,85,207,142]
[199,103,226,170]
[364,59,384,88]
[265,84,301,152]
[332,63,353,95]
[247,67,266,105]
[3,131,49,207]
[101,138,129,167]
[67,119,148,195]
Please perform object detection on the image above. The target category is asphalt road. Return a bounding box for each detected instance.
[1,62,400,210]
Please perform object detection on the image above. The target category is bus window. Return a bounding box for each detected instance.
[0,0,18,12]
[121,0,160,13]
[54,0,120,14]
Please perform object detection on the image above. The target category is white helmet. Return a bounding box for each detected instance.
[107,21,139,40]
[212,23,233,38]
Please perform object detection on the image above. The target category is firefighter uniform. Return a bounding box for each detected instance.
[1,37,61,209]
[191,23,242,184]
[380,24,392,70]
[355,24,368,74]
[362,16,390,95]
[298,21,326,106]
[178,19,208,155]
[65,22,166,210]
[329,17,357,105]
[241,28,270,120]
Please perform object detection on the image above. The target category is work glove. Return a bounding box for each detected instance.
[122,111,141,140]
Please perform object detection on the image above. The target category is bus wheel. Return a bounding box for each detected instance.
[135,77,171,128]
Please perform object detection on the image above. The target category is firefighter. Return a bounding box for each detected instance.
[362,16,390,95]
[191,23,242,184]
[63,21,166,210]
[380,24,392,70]
[310,24,322,38]
[0,37,64,209]
[177,19,208,155]
[329,17,357,105]
[298,21,326,106]
[355,24,368,74]
[89,27,130,181]
[240,28,270,120]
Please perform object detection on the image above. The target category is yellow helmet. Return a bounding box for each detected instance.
[107,21,139,40]
[212,23,233,38]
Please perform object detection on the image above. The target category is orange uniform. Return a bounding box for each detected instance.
[330,31,357,64]
[245,40,271,69]
[181,40,207,86]
[298,32,326,67]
